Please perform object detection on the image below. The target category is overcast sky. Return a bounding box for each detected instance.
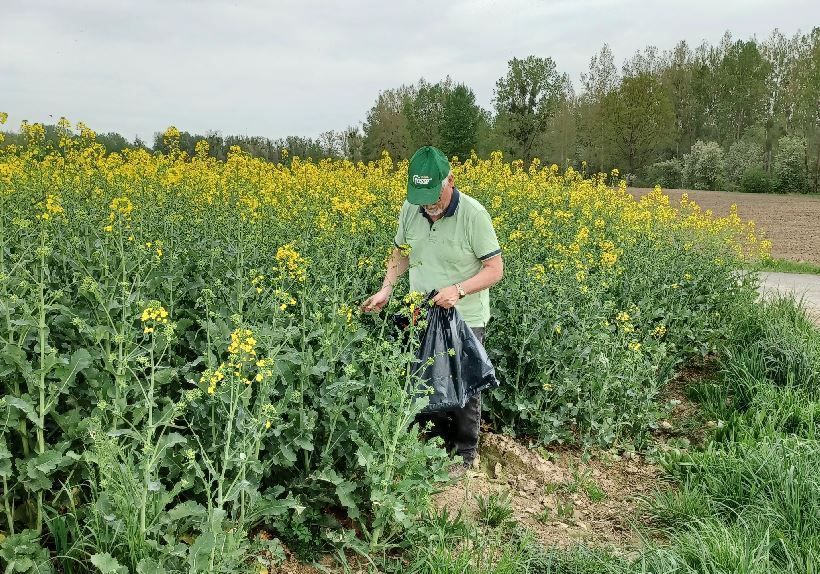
[2,0,817,142]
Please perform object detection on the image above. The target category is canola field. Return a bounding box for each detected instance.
[0,119,769,571]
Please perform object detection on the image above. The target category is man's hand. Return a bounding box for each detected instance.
[432,285,460,309]
[361,287,392,313]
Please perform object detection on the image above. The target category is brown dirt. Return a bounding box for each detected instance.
[269,553,350,574]
[628,188,820,264]
[655,355,721,447]
[271,557,327,574]
[431,431,665,552]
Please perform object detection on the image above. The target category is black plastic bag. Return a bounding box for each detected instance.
[408,297,498,413]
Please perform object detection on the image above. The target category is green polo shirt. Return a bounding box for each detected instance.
[394,188,502,328]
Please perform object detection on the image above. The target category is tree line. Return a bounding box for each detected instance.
[3,27,818,193]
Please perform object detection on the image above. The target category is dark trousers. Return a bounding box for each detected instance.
[417,327,484,464]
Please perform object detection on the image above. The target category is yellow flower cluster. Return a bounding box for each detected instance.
[275,243,307,282]
[228,328,257,357]
[37,193,64,221]
[202,336,270,394]
[337,303,355,324]
[104,196,134,232]
[140,302,169,334]
[203,365,225,395]
[163,125,181,144]
[403,290,426,318]
[251,273,265,294]
[109,196,133,218]
[21,121,46,144]
[274,289,297,312]
[255,358,273,382]
[261,402,277,430]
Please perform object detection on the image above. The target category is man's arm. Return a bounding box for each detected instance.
[461,254,503,295]
[382,247,410,291]
[361,247,409,312]
[431,254,504,309]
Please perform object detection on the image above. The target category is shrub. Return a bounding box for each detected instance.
[739,166,772,193]
[726,138,764,191]
[644,158,683,189]
[773,135,810,194]
[682,140,726,190]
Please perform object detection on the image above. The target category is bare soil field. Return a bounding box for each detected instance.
[628,188,820,264]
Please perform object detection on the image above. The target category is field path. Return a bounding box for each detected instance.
[758,271,820,324]
[628,188,820,264]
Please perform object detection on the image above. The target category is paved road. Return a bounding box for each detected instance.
[758,271,820,324]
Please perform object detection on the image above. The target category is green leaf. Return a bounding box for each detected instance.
[155,432,186,455]
[0,437,12,479]
[355,442,376,468]
[167,500,206,521]
[7,395,40,428]
[0,343,34,382]
[136,558,167,574]
[279,443,297,464]
[253,493,297,518]
[53,348,92,387]
[107,428,142,441]
[187,531,218,571]
[335,481,359,518]
[90,552,126,573]
[317,468,342,485]
[37,351,61,378]
[293,435,314,452]
[20,449,67,491]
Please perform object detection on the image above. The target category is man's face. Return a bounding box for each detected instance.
[422,176,453,216]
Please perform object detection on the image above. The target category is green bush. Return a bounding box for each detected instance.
[644,158,683,189]
[726,138,765,191]
[740,166,772,193]
[773,135,810,194]
[682,140,727,190]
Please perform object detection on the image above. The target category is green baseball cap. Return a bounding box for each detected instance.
[407,146,451,205]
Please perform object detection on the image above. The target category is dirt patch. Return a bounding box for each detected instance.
[431,431,664,551]
[271,557,327,574]
[654,355,720,447]
[628,188,820,265]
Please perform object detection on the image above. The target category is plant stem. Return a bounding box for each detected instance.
[34,229,48,535]
[2,477,14,536]
[218,380,238,509]
[116,225,128,430]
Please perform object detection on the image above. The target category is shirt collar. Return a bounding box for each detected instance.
[418,186,460,221]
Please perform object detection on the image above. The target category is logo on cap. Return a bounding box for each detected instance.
[412,174,432,186]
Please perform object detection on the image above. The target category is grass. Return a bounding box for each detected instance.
[755,257,820,275]
[638,293,820,573]
[474,491,516,529]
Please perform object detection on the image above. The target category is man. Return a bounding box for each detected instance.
[361,145,503,476]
